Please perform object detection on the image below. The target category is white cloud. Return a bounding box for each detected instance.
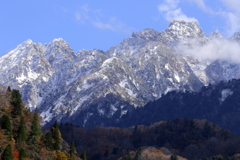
[165,8,197,22]
[92,17,132,33]
[75,12,87,23]
[157,0,240,64]
[219,0,240,36]
[189,0,213,14]
[74,4,133,33]
[74,4,90,24]
[80,4,89,12]
[59,6,68,13]
[188,0,240,36]
[158,0,198,22]
[158,0,179,12]
[223,12,240,36]
[93,22,114,30]
[177,38,240,64]
[221,0,240,13]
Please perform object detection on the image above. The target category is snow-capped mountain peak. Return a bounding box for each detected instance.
[229,32,240,42]
[44,38,76,69]
[21,39,34,45]
[12,39,35,53]
[208,30,223,39]
[22,39,34,44]
[47,38,72,49]
[52,38,65,42]
[0,39,37,65]
[131,29,159,41]
[164,20,204,40]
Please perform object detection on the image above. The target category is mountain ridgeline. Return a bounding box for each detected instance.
[1,20,240,127]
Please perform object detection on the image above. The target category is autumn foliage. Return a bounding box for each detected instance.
[0,86,80,160]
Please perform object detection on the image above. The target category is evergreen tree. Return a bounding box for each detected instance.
[170,154,178,160]
[1,144,13,160]
[133,125,140,147]
[123,153,131,160]
[80,151,87,160]
[134,149,142,160]
[17,117,27,143]
[69,141,76,160]
[7,86,11,92]
[28,135,39,152]
[11,89,23,117]
[1,114,12,141]
[104,148,109,158]
[112,146,120,155]
[203,122,211,138]
[19,148,28,160]
[31,108,41,137]
[91,153,101,160]
[52,120,61,150]
[44,132,54,150]
[133,125,139,135]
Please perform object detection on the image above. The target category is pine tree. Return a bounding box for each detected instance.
[52,120,61,150]
[19,148,28,160]
[134,149,142,160]
[11,89,23,117]
[203,122,211,138]
[1,114,12,141]
[44,132,54,150]
[31,108,41,137]
[1,144,13,160]
[7,86,11,92]
[170,154,178,160]
[28,135,39,152]
[69,141,76,160]
[104,148,109,158]
[91,153,101,160]
[112,146,120,155]
[133,125,139,135]
[80,151,87,160]
[123,153,131,160]
[17,117,27,143]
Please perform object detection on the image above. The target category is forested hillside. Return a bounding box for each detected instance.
[2,79,240,160]
[119,79,240,136]
[60,118,240,160]
[0,85,80,160]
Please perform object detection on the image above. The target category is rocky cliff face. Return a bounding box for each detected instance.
[1,20,240,126]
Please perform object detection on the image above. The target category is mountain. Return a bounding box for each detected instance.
[207,30,223,39]
[119,79,240,136]
[1,20,240,126]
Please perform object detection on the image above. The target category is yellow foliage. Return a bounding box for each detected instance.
[53,150,68,160]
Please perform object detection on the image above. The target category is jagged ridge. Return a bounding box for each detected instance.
[1,20,240,126]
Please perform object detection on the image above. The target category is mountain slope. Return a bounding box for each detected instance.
[1,20,240,126]
[119,79,240,136]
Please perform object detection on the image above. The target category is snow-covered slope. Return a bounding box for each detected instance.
[1,20,240,126]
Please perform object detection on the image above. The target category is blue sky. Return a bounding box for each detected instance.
[1,0,240,55]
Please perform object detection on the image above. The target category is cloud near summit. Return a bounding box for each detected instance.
[158,0,240,37]
[158,0,198,22]
[177,38,240,64]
